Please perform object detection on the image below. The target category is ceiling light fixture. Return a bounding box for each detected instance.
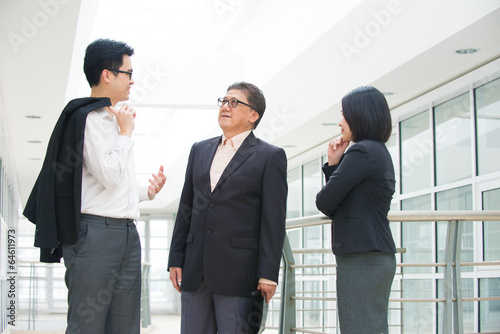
[382,92,396,96]
[283,145,297,148]
[455,48,479,55]
[322,122,338,126]
[28,140,41,143]
[25,115,41,119]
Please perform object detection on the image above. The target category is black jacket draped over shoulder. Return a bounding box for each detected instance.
[23,97,111,263]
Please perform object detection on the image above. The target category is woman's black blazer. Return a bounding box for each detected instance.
[316,139,396,255]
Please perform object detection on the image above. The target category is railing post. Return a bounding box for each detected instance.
[453,220,464,334]
[443,219,464,334]
[28,262,36,330]
[443,220,456,334]
[279,234,296,334]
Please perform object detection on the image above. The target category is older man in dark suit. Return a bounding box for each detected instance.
[168,82,287,334]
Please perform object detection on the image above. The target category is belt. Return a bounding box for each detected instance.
[81,213,135,224]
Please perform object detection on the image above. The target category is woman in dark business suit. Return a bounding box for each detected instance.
[316,86,396,334]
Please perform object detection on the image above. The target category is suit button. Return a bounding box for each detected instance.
[208,203,214,208]
[206,230,211,235]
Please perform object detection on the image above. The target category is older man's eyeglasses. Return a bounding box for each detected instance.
[218,98,255,110]
[107,69,133,80]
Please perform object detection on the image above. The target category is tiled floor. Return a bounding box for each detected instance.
[144,314,181,333]
[10,313,180,334]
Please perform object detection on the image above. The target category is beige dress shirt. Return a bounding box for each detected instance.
[210,130,251,192]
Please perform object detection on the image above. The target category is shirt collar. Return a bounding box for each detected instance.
[221,130,252,150]
[95,107,113,119]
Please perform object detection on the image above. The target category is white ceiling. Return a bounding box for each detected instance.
[1,0,499,214]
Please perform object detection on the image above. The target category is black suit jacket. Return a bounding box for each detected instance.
[23,97,111,262]
[316,139,396,256]
[168,132,287,297]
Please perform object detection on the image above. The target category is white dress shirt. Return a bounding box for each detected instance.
[81,108,149,219]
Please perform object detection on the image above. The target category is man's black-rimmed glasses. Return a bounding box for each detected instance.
[107,69,133,80]
[218,98,255,110]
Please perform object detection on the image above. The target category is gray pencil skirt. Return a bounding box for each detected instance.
[335,252,396,334]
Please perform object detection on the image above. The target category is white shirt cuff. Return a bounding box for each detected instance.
[259,278,277,285]
[139,185,150,201]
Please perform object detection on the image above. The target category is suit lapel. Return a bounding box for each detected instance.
[214,132,257,191]
[203,136,222,197]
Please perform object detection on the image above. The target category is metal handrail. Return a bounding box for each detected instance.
[286,210,500,229]
[277,210,500,334]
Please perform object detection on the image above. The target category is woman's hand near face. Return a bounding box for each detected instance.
[327,138,350,166]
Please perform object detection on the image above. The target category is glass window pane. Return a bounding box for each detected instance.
[287,229,301,249]
[483,188,500,261]
[435,185,473,272]
[150,279,172,310]
[386,131,398,196]
[480,278,500,331]
[321,155,328,186]
[402,279,434,332]
[400,111,431,193]
[303,226,323,276]
[150,219,168,236]
[150,251,169,279]
[401,195,432,274]
[287,167,301,218]
[434,93,472,185]
[303,280,323,328]
[150,236,168,249]
[303,159,321,217]
[476,78,500,175]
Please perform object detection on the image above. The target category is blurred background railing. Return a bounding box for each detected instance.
[263,210,500,334]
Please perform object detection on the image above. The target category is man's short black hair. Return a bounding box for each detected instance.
[341,86,392,143]
[83,38,134,87]
[227,82,266,129]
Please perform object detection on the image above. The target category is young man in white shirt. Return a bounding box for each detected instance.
[24,38,166,333]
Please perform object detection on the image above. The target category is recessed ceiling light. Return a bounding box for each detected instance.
[28,140,41,143]
[382,92,396,96]
[25,115,41,119]
[29,158,41,160]
[455,48,479,55]
[322,122,338,126]
[283,145,297,148]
